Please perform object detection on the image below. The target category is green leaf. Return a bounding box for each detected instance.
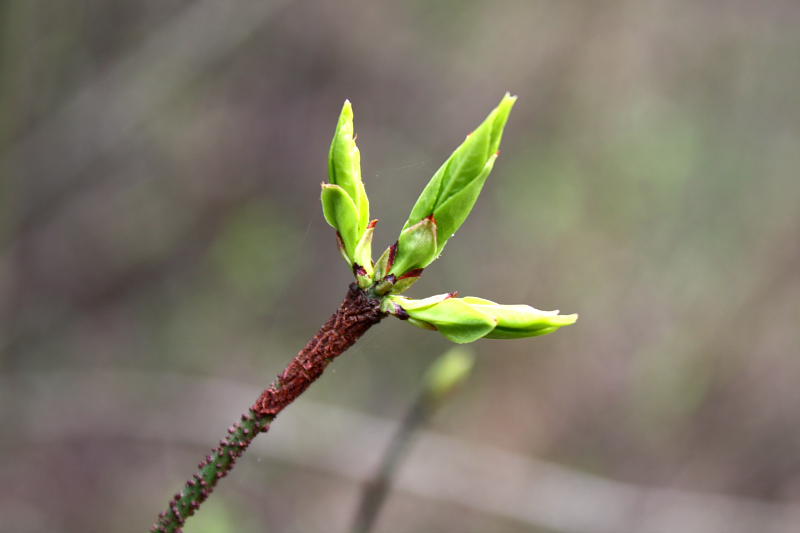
[373,244,393,281]
[390,293,577,343]
[407,317,437,331]
[462,296,578,339]
[329,100,369,233]
[391,293,453,311]
[401,93,516,258]
[353,220,377,287]
[392,296,496,344]
[389,216,438,277]
[321,183,359,262]
[324,100,374,271]
[414,299,496,344]
[431,154,497,250]
[388,275,422,294]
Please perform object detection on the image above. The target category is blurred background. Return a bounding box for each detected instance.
[1,1,800,532]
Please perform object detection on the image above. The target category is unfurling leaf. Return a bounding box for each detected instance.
[461,297,578,339]
[388,216,438,279]
[352,220,377,287]
[321,183,360,263]
[323,100,371,267]
[389,293,577,344]
[320,95,577,347]
[396,296,496,344]
[399,93,516,261]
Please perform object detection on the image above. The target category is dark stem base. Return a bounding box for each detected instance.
[151,284,385,533]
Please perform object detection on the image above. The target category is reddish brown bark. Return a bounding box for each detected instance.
[152,284,384,533]
[253,283,385,416]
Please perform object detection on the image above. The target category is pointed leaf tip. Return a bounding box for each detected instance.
[395,94,518,272]
[325,99,371,272]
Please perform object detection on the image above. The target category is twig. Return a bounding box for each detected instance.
[150,283,385,533]
[351,393,429,533]
[6,371,799,533]
[351,348,474,533]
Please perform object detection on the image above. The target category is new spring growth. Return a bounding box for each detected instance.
[385,293,578,344]
[383,93,516,285]
[322,100,375,287]
[155,95,577,533]
[322,94,577,343]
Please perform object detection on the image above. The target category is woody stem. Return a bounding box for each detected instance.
[151,283,386,533]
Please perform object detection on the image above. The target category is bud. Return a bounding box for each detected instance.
[397,93,516,267]
[388,215,437,279]
[389,293,577,344]
[323,100,371,266]
[373,242,395,282]
[352,220,378,287]
[423,347,475,401]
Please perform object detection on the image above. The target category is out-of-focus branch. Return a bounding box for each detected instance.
[4,371,800,533]
[351,347,475,533]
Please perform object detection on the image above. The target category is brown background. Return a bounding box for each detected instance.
[1,1,799,532]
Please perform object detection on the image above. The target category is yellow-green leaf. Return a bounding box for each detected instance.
[401,93,516,259]
[321,183,360,262]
